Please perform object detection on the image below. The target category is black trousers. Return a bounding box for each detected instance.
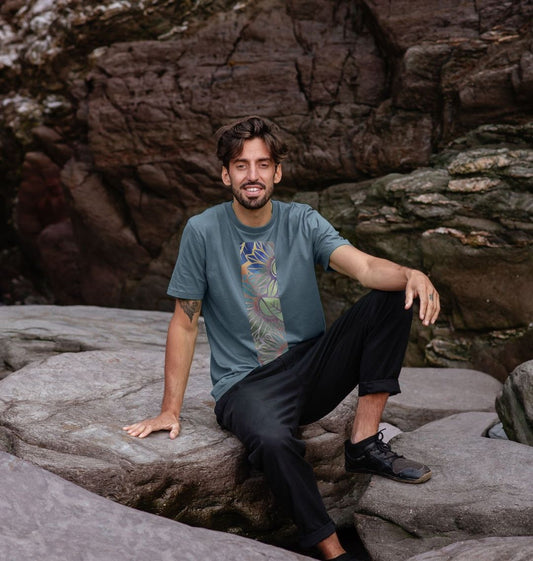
[214,290,413,548]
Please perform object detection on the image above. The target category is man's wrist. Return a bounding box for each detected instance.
[402,266,414,282]
[160,407,180,419]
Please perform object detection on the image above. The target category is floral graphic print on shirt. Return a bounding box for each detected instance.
[240,241,288,364]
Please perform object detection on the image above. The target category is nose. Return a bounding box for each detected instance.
[247,164,259,182]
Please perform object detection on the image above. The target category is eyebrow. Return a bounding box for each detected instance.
[233,157,273,164]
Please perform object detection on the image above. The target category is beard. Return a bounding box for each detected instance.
[231,181,274,210]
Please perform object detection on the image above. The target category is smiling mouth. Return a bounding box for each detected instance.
[242,183,265,195]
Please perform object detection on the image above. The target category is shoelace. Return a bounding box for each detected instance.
[373,429,404,461]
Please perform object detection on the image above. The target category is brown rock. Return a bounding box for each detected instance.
[361,0,480,51]
[1,0,532,376]
[352,101,434,174]
[17,152,68,244]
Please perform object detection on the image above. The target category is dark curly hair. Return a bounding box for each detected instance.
[215,115,288,169]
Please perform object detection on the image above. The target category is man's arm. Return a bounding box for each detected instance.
[122,298,202,439]
[329,244,440,326]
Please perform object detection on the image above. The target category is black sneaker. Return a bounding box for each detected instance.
[344,431,431,484]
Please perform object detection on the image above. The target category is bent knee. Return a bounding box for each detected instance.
[248,427,303,456]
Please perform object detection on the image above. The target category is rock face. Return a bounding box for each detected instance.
[495,359,533,445]
[309,138,533,380]
[1,0,532,378]
[404,537,533,561]
[0,451,313,561]
[353,412,533,561]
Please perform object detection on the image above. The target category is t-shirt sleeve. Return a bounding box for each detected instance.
[305,206,352,270]
[167,221,207,300]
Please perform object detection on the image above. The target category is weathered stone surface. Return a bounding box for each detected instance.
[0,345,364,544]
[0,451,312,561]
[383,367,502,431]
[495,359,533,446]
[404,536,533,561]
[353,412,533,561]
[1,2,531,351]
[0,304,175,377]
[0,1,532,381]
[310,140,533,379]
[1,306,504,433]
[1,304,529,557]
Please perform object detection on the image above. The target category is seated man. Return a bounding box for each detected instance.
[124,115,440,561]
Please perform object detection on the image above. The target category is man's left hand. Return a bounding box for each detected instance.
[404,270,440,326]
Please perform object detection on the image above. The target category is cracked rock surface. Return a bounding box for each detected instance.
[1,0,532,380]
[354,412,533,561]
[0,304,516,557]
[404,536,533,561]
[0,451,313,561]
[0,305,365,545]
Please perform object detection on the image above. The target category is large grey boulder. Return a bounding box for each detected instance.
[0,304,521,551]
[383,367,502,430]
[353,412,533,561]
[0,346,363,544]
[495,359,533,446]
[0,304,174,378]
[0,451,312,561]
[404,537,533,561]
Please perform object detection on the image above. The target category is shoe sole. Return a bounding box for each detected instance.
[346,466,432,484]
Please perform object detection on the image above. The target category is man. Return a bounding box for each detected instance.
[124,116,440,561]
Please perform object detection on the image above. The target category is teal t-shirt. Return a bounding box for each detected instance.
[167,200,351,400]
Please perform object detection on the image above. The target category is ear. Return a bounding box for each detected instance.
[221,166,231,186]
[274,163,282,184]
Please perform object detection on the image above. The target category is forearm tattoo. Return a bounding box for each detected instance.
[178,299,201,322]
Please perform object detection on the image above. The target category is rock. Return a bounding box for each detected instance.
[353,412,533,561]
[383,367,502,431]
[1,0,532,382]
[0,343,364,545]
[404,536,533,561]
[425,324,533,384]
[0,452,312,561]
[311,143,533,379]
[1,304,530,555]
[495,359,533,446]
[486,421,508,440]
[351,101,434,174]
[1,0,532,314]
[14,151,82,304]
[0,304,175,377]
[361,0,480,52]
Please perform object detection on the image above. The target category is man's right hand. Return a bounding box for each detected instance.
[122,411,181,439]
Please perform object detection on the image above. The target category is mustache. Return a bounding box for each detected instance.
[241,181,266,189]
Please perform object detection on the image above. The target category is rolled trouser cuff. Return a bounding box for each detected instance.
[358,378,401,397]
[299,519,337,548]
